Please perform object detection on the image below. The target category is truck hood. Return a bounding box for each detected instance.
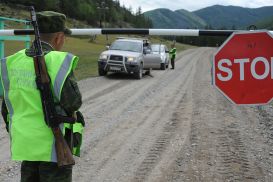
[101,50,142,57]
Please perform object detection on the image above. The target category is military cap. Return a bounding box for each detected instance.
[37,11,71,34]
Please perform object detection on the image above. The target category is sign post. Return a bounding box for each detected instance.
[213,31,273,105]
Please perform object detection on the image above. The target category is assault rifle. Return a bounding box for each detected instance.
[29,6,75,167]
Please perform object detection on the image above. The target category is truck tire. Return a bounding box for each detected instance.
[160,63,166,70]
[134,64,143,79]
[98,68,107,76]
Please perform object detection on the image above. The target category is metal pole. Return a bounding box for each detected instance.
[25,23,30,48]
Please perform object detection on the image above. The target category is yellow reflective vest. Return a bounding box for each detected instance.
[0,49,82,162]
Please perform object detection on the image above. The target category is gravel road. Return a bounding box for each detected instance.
[0,47,273,182]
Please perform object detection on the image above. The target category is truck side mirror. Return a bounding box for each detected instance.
[106,46,110,50]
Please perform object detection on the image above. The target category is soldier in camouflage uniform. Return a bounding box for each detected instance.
[1,11,83,182]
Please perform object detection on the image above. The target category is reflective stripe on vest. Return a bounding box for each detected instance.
[1,58,14,132]
[54,53,74,100]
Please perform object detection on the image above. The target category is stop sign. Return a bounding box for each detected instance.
[213,31,273,105]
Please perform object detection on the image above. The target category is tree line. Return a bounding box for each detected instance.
[175,25,232,47]
[2,0,153,28]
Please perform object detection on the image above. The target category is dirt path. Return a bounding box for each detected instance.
[0,47,272,182]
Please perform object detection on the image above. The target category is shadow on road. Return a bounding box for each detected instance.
[105,71,153,80]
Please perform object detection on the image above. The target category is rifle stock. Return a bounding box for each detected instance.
[53,128,75,166]
[30,6,75,167]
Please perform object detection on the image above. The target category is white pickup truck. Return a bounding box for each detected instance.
[97,38,152,79]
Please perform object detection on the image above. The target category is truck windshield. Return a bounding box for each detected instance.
[110,41,142,53]
[151,45,161,53]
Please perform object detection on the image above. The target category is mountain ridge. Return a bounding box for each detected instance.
[144,5,273,29]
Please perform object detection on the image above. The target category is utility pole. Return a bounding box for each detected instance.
[97,1,109,28]
[97,1,110,45]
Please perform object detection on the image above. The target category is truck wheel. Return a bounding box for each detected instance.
[134,64,143,79]
[160,63,166,70]
[98,68,107,76]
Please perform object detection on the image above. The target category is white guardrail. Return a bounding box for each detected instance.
[0,28,272,36]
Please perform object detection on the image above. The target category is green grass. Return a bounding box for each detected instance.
[4,35,194,80]
[62,36,105,80]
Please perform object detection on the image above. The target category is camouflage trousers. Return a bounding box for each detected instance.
[20,161,72,182]
[171,58,175,69]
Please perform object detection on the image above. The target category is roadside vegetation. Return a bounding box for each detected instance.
[1,0,152,28]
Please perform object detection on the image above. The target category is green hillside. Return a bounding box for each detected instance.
[175,9,207,28]
[144,9,176,28]
[255,16,273,29]
[144,5,273,30]
[194,5,273,29]
[144,8,206,28]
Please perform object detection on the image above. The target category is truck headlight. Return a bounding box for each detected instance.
[99,54,108,60]
[127,57,136,62]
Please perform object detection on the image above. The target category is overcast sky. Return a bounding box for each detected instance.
[119,0,273,12]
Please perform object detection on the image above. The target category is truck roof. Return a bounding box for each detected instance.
[115,37,150,43]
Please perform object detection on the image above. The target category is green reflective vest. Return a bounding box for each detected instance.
[169,47,177,59]
[0,49,80,162]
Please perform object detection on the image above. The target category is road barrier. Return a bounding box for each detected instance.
[1,28,272,36]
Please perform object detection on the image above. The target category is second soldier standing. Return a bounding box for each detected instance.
[169,44,176,69]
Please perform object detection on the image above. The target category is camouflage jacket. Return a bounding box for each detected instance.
[1,41,82,132]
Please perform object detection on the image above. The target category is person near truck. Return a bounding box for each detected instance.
[169,44,177,69]
[0,11,84,182]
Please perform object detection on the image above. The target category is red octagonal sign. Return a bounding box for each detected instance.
[213,31,273,105]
